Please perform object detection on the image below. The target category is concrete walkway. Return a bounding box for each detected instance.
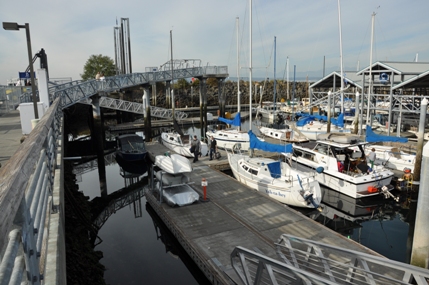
[0,110,24,168]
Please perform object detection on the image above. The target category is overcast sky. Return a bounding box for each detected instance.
[1,0,428,84]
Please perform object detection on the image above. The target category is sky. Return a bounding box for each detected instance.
[1,0,429,84]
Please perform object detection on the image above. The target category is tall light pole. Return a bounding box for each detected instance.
[3,22,39,119]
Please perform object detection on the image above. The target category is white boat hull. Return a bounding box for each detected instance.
[292,160,392,199]
[161,132,208,158]
[228,153,322,208]
[206,129,250,151]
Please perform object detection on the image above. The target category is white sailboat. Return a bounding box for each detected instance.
[228,132,323,209]
[227,1,322,210]
[206,17,251,151]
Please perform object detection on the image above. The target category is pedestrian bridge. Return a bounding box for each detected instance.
[19,64,228,120]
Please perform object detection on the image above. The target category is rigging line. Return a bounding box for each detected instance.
[355,17,371,69]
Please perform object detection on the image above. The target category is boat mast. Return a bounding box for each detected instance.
[274,36,277,110]
[366,12,376,126]
[249,0,253,130]
[337,0,344,114]
[236,17,241,130]
[287,56,289,100]
[170,30,175,120]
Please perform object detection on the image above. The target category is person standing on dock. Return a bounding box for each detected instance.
[367,148,376,169]
[209,136,217,161]
[191,135,200,163]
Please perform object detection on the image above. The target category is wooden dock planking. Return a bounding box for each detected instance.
[145,142,387,283]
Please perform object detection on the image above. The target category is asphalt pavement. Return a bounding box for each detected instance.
[0,110,24,168]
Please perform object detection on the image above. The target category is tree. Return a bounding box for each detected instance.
[81,54,116,81]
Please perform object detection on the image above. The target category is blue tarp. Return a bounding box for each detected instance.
[296,114,327,126]
[249,130,293,153]
[331,113,344,127]
[365,125,408,143]
[218,112,241,127]
[267,161,281,178]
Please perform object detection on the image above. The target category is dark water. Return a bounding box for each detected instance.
[77,162,209,285]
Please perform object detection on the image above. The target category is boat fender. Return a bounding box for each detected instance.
[315,166,324,173]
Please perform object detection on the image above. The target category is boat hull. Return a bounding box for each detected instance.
[161,133,208,158]
[228,153,322,208]
[206,129,250,151]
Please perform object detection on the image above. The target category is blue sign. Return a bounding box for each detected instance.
[18,72,36,79]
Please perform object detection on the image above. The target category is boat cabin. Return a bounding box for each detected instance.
[293,138,368,174]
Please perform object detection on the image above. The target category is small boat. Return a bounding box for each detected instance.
[291,133,395,199]
[115,134,147,161]
[153,153,199,207]
[161,132,208,158]
[227,131,323,209]
[362,125,414,172]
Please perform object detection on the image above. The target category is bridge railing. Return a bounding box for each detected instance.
[18,66,229,109]
[0,98,65,284]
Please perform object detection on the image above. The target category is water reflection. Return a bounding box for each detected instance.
[306,187,416,262]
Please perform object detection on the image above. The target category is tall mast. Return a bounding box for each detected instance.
[273,36,277,110]
[170,30,175,120]
[236,17,241,114]
[337,0,344,114]
[236,17,241,131]
[249,0,253,129]
[366,12,376,125]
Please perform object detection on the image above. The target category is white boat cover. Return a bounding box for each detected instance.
[155,153,192,174]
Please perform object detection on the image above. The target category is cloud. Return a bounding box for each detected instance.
[1,0,428,84]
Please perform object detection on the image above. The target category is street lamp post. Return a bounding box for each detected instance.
[3,22,39,119]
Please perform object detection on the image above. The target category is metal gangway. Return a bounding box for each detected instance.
[231,234,429,285]
[18,63,228,119]
[80,96,188,120]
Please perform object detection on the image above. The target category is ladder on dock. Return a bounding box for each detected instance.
[231,234,429,285]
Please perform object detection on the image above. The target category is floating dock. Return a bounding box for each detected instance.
[144,142,402,284]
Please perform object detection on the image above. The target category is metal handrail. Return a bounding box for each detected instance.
[0,98,64,284]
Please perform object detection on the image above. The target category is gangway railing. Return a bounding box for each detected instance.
[231,246,338,285]
[231,234,429,285]
[19,65,228,109]
[80,97,188,120]
[275,234,429,285]
[0,98,64,284]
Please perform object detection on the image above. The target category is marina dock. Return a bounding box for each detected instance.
[145,142,405,284]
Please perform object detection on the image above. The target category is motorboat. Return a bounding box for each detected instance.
[227,131,323,209]
[291,133,395,199]
[161,132,208,157]
[152,153,199,207]
[362,125,414,172]
[357,144,415,173]
[255,102,286,124]
[115,134,147,161]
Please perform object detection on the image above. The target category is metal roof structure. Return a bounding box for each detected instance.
[310,71,362,90]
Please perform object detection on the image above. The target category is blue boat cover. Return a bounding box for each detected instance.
[365,125,408,143]
[296,114,327,126]
[331,113,344,127]
[248,130,293,153]
[218,112,241,127]
[267,161,281,178]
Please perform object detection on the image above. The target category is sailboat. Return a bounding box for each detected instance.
[227,1,322,210]
[206,17,252,151]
